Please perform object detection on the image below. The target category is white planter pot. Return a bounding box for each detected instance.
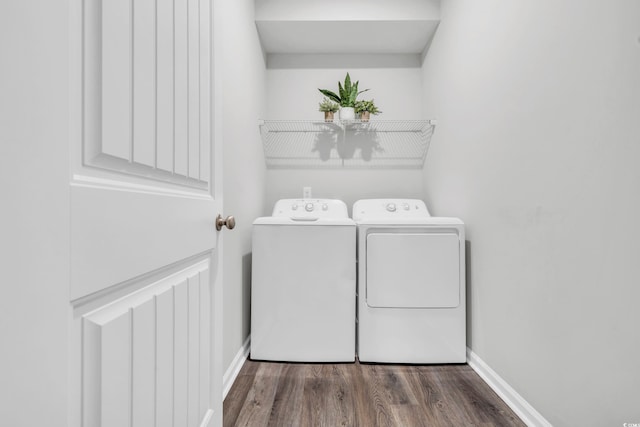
[339,107,355,121]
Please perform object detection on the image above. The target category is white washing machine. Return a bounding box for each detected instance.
[353,199,466,363]
[251,199,356,362]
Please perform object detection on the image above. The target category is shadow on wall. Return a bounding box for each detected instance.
[314,129,380,162]
[465,240,472,350]
[242,252,252,338]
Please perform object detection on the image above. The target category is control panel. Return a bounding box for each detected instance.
[272,199,349,219]
[352,199,431,221]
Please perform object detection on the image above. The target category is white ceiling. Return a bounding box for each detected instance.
[255,0,441,56]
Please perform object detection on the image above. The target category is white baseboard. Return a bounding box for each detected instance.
[466,348,552,427]
[199,409,213,427]
[223,335,251,400]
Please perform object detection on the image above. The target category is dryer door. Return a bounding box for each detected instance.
[366,232,460,308]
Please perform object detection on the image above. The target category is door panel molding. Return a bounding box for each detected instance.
[71,174,212,201]
[72,252,209,319]
[81,259,212,427]
[82,0,211,190]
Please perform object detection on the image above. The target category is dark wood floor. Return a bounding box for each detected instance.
[224,359,525,427]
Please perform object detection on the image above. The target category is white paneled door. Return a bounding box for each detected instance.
[70,1,223,426]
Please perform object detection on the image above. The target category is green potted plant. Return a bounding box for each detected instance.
[354,99,382,122]
[318,73,369,121]
[318,98,339,122]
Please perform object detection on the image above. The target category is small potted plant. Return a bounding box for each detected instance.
[354,99,381,122]
[318,98,339,122]
[318,73,369,121]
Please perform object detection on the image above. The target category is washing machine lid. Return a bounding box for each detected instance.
[253,217,355,226]
[366,231,461,309]
[272,199,349,219]
[353,199,431,222]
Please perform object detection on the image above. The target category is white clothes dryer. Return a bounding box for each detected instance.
[251,199,356,362]
[353,199,466,363]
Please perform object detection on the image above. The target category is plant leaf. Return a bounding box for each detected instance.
[344,73,351,94]
[318,88,341,104]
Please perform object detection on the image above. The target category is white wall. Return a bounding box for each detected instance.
[422,1,640,425]
[0,1,69,425]
[218,0,267,372]
[265,63,425,211]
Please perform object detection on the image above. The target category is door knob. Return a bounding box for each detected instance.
[216,214,236,231]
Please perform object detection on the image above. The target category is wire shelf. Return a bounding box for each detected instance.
[258,120,436,169]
